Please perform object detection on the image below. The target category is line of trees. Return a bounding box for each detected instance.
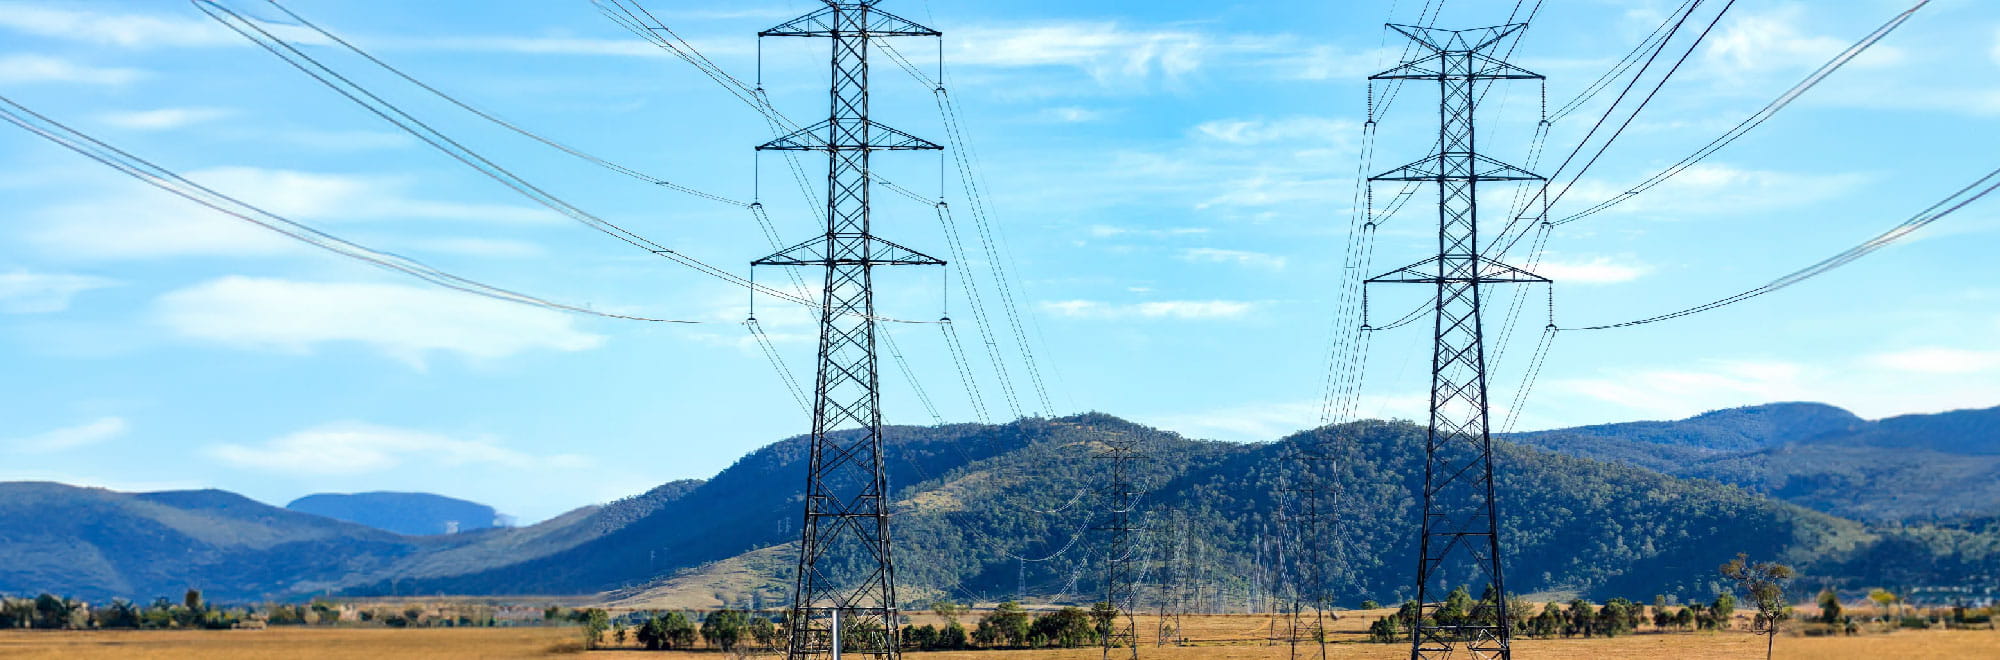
[0,589,256,630]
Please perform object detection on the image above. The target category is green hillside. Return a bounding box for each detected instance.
[1,409,1995,606]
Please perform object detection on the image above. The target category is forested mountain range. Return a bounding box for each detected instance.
[1508,402,2000,522]
[0,405,1993,607]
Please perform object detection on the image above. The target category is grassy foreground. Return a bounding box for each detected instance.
[1,626,1995,659]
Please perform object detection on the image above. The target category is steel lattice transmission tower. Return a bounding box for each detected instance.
[1096,432,1141,660]
[753,4,943,660]
[1363,23,1547,660]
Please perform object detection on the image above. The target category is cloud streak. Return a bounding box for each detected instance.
[9,417,127,454]
[0,54,143,85]
[207,423,587,475]
[0,270,118,313]
[153,277,605,366]
[1041,299,1257,320]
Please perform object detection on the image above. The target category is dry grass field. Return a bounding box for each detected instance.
[0,614,1992,659]
[0,626,579,659]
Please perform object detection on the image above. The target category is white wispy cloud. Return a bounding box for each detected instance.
[206,423,587,475]
[951,23,1285,88]
[1041,299,1256,320]
[0,270,118,313]
[0,4,239,48]
[1192,116,1357,145]
[1088,224,1210,238]
[97,107,236,131]
[1040,106,1107,123]
[0,3,337,49]
[0,53,143,85]
[1180,247,1288,270]
[10,417,127,454]
[153,277,605,366]
[1560,164,1866,217]
[412,36,664,58]
[1701,4,1906,77]
[1533,256,1648,285]
[30,166,557,260]
[1868,347,2000,375]
[1543,359,1819,420]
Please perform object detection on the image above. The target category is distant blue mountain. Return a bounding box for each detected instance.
[286,491,503,536]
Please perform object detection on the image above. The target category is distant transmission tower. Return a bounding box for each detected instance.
[1283,449,1334,660]
[1364,23,1547,660]
[1097,432,1141,660]
[753,4,944,660]
[1153,514,1186,647]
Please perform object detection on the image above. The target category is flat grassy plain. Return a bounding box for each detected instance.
[2,614,1995,659]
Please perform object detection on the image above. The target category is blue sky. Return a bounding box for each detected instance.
[1,0,1996,523]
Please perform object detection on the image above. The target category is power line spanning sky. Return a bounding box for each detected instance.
[1,0,1996,522]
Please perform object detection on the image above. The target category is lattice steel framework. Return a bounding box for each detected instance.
[1364,23,1546,660]
[754,4,942,660]
[1097,432,1141,660]
[1282,449,1335,660]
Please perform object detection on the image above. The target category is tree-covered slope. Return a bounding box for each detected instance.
[0,483,423,602]
[1509,403,2000,521]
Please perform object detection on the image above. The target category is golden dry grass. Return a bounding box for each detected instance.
[0,622,1993,659]
[0,626,577,659]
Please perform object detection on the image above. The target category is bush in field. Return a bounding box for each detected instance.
[973,601,1031,648]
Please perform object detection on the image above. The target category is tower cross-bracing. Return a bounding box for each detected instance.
[1364,23,1547,660]
[753,4,943,660]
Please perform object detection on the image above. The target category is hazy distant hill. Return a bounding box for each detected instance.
[1511,403,2000,521]
[286,491,503,536]
[0,483,424,602]
[1,408,1995,605]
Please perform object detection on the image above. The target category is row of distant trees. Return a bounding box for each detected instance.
[0,589,250,630]
[568,600,1130,652]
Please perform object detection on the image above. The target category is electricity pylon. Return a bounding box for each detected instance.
[1097,432,1141,660]
[1364,23,1547,660]
[753,4,943,660]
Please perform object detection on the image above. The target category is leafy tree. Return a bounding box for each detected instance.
[1435,586,1473,629]
[702,609,750,652]
[1867,588,1897,617]
[661,611,698,649]
[1565,599,1595,638]
[578,608,610,649]
[904,624,939,650]
[1721,553,1795,660]
[637,615,668,650]
[973,601,1031,648]
[938,621,970,649]
[1360,600,1380,610]
[748,614,780,649]
[1708,592,1737,630]
[1087,602,1119,644]
[614,620,629,646]
[1032,607,1098,648]
[1597,599,1638,637]
[1817,588,1842,624]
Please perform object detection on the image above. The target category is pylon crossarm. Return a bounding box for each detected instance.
[1365,256,1548,284]
[762,4,939,38]
[1370,153,1544,182]
[756,234,946,267]
[1385,23,1527,54]
[758,118,945,152]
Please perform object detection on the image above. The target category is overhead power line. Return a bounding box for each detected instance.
[1566,164,2000,330]
[1553,0,1932,227]
[0,94,697,324]
[257,0,749,207]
